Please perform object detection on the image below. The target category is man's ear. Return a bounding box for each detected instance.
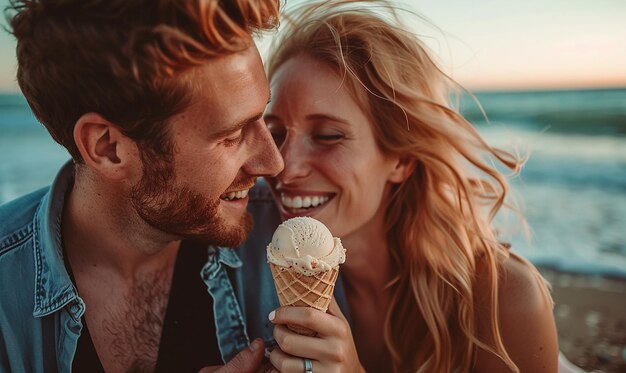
[388,156,417,184]
[73,112,138,181]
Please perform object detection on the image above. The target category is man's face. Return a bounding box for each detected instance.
[131,45,283,247]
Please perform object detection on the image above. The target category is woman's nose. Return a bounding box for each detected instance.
[277,136,311,184]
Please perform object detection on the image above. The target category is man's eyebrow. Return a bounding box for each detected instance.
[211,90,271,139]
[212,112,264,139]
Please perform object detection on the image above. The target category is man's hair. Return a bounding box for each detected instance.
[7,0,280,160]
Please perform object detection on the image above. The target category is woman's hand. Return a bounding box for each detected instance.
[267,299,365,373]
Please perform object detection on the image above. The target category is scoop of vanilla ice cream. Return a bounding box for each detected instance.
[267,217,345,276]
[273,217,335,258]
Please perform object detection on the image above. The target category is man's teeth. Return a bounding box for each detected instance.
[281,195,330,209]
[222,189,249,201]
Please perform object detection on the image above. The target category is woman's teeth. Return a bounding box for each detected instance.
[221,189,249,201]
[281,195,330,209]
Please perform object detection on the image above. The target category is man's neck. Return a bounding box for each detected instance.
[60,177,183,372]
[62,178,180,281]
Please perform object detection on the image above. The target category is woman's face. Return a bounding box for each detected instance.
[264,54,406,239]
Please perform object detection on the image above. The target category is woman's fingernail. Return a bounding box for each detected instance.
[268,310,275,321]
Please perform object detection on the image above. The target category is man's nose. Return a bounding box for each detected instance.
[245,120,284,177]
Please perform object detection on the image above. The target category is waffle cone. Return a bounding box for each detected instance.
[270,263,339,336]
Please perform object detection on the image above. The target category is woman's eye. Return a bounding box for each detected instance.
[315,133,344,143]
[266,122,286,146]
[270,131,286,146]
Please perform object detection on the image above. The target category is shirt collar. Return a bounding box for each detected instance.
[32,161,81,318]
[201,246,243,280]
[214,246,243,268]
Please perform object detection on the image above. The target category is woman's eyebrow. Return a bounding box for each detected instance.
[306,113,349,124]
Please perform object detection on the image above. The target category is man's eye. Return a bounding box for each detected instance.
[223,132,244,146]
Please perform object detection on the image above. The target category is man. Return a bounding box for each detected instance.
[0,1,283,372]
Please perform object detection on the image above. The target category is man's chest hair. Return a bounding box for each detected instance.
[89,267,172,372]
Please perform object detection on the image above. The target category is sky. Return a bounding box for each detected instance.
[0,0,625,92]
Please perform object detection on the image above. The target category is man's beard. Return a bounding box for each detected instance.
[130,151,252,247]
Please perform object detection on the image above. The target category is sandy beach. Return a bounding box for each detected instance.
[538,267,626,372]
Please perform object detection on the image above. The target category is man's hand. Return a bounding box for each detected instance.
[198,339,266,373]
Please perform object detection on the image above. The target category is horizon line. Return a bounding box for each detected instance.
[2,85,626,96]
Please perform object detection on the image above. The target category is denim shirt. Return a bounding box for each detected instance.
[233,180,350,343]
[0,162,251,372]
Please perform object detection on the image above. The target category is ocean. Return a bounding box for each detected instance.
[1,88,625,277]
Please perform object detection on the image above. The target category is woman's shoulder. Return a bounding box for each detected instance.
[473,253,558,372]
[497,253,552,315]
[474,252,551,311]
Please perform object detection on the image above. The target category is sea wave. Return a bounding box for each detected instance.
[459,88,626,136]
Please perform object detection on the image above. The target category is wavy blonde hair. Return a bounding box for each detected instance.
[267,1,549,372]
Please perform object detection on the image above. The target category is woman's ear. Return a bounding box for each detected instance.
[73,112,139,181]
[388,156,417,184]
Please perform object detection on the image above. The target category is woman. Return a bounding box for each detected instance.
[235,1,558,372]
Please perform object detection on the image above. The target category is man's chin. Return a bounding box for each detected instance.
[185,212,253,248]
[132,186,253,247]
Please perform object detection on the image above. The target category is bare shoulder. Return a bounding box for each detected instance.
[474,254,559,373]
[498,254,552,317]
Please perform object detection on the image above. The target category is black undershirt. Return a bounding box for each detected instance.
[66,240,222,372]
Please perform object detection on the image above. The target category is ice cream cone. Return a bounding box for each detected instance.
[266,217,346,336]
[270,263,339,336]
